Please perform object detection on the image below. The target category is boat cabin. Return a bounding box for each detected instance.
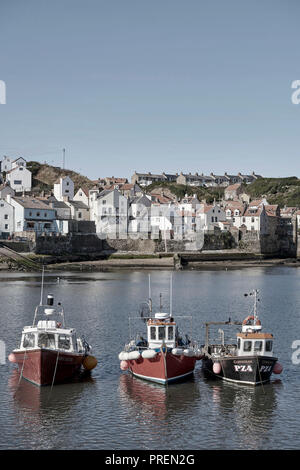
[236,332,274,357]
[147,312,176,349]
[18,321,85,353]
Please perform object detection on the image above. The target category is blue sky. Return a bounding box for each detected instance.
[0,0,300,180]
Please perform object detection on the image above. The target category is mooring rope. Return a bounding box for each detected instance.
[13,349,27,397]
[48,350,60,402]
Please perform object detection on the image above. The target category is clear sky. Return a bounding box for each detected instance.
[0,0,300,180]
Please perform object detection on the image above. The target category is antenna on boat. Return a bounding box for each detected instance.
[170,274,173,318]
[40,265,45,306]
[159,293,163,311]
[244,289,260,324]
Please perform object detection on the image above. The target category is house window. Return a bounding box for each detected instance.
[5,224,8,230]
[78,212,82,219]
[29,211,32,216]
[4,214,8,219]
[44,213,47,217]
[37,212,40,217]
[65,190,69,193]
[66,182,69,186]
[19,167,23,171]
[14,180,22,185]
[251,217,255,223]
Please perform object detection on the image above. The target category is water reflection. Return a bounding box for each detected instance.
[206,378,282,449]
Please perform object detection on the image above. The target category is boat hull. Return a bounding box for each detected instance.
[202,355,278,386]
[128,351,196,385]
[12,349,85,386]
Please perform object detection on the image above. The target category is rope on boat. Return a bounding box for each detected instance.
[48,350,60,402]
[13,350,27,397]
[256,355,265,393]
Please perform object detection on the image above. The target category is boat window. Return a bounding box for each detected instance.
[266,340,273,352]
[23,333,35,348]
[168,326,174,340]
[150,326,156,340]
[243,341,252,352]
[58,335,71,350]
[38,333,56,349]
[254,341,263,352]
[237,338,241,349]
[158,326,165,340]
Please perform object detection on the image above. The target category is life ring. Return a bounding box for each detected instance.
[56,322,62,328]
[242,315,261,326]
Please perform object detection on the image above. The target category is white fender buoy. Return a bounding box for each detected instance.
[172,348,184,356]
[8,353,17,363]
[213,362,222,374]
[273,362,283,374]
[128,350,141,360]
[118,351,129,361]
[120,360,129,370]
[142,349,157,359]
[183,348,195,357]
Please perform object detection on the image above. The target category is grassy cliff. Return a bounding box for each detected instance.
[27,161,95,193]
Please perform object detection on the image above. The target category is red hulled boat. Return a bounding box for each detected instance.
[118,277,202,385]
[9,285,97,386]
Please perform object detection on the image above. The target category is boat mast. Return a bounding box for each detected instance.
[40,265,45,306]
[148,274,152,313]
[170,274,173,318]
[253,289,259,325]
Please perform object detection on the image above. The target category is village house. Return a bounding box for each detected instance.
[131,171,177,187]
[224,200,247,229]
[7,195,57,236]
[0,198,14,237]
[90,188,128,236]
[5,157,32,193]
[73,187,89,206]
[128,194,151,235]
[0,183,15,199]
[176,172,211,187]
[224,183,243,201]
[53,176,74,201]
[0,155,13,173]
[196,202,226,231]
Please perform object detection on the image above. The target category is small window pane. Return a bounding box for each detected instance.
[254,341,263,352]
[158,326,165,340]
[266,340,273,352]
[168,327,174,340]
[23,333,35,348]
[243,341,252,352]
[58,335,71,350]
[150,327,156,340]
[38,333,56,349]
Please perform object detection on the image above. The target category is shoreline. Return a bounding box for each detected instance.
[1,253,300,272]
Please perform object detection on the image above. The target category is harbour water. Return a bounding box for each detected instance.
[0,267,299,450]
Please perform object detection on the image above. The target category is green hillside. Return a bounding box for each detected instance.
[27,161,95,194]
[243,177,300,207]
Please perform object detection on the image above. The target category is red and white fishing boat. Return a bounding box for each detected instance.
[118,276,202,385]
[9,277,97,386]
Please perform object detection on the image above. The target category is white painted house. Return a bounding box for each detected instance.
[91,189,128,236]
[6,158,32,193]
[74,187,89,206]
[196,203,226,231]
[54,176,74,201]
[0,198,14,237]
[1,156,13,173]
[128,194,151,234]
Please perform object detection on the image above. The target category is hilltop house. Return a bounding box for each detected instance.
[5,157,32,193]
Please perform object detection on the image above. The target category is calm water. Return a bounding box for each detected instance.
[0,267,299,450]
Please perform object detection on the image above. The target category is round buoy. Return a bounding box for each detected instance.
[82,355,97,371]
[213,362,222,374]
[120,361,129,370]
[8,353,17,363]
[273,362,283,374]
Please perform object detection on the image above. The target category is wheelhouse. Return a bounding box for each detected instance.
[18,320,84,353]
[236,333,274,357]
[147,313,176,349]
